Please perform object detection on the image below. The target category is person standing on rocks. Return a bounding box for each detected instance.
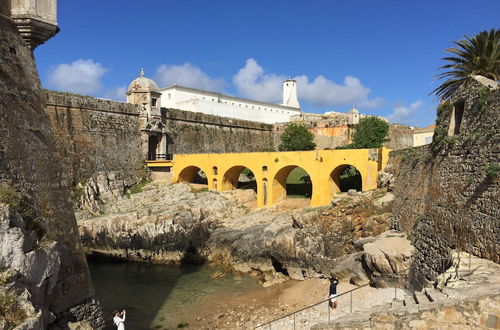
[328,277,339,310]
[113,309,126,329]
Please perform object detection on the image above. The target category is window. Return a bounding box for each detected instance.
[262,166,268,173]
[213,166,218,175]
[448,102,465,136]
[152,98,157,106]
[168,93,171,99]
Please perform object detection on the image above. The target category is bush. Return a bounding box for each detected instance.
[351,117,389,149]
[279,123,316,151]
[485,163,500,179]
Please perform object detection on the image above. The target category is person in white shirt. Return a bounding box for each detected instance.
[113,310,126,329]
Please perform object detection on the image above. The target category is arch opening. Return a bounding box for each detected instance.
[177,166,208,186]
[222,166,257,192]
[330,164,362,194]
[273,166,312,206]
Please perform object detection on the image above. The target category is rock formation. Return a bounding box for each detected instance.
[78,181,409,288]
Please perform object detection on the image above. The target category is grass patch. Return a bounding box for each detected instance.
[177,322,189,328]
[286,167,308,184]
[126,179,150,198]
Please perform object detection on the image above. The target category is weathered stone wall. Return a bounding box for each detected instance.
[389,80,500,283]
[0,15,102,327]
[44,91,146,214]
[275,117,415,150]
[164,108,274,154]
[386,124,414,150]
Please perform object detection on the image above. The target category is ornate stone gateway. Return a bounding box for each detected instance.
[148,148,390,207]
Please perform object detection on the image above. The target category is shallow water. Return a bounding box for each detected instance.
[88,257,261,329]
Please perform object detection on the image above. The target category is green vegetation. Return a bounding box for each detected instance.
[0,183,44,240]
[431,102,453,155]
[285,167,311,198]
[70,178,87,203]
[0,288,27,328]
[278,123,316,151]
[339,166,362,191]
[485,162,500,179]
[433,28,500,100]
[337,117,389,149]
[177,322,189,328]
[0,183,19,210]
[126,179,150,198]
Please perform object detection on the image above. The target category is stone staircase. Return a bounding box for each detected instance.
[259,252,500,329]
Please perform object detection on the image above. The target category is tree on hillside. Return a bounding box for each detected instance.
[279,123,316,151]
[433,28,500,99]
[350,116,389,148]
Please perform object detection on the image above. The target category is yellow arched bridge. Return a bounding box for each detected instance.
[147,148,390,207]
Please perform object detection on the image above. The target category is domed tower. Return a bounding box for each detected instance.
[282,79,300,109]
[348,107,360,125]
[127,69,168,160]
[127,68,162,121]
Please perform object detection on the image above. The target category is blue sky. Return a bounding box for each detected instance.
[34,0,499,127]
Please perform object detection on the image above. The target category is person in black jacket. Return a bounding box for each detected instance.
[328,277,339,309]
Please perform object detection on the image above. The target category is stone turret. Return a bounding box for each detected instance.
[127,68,162,121]
[7,0,59,49]
[348,106,360,125]
[282,79,300,109]
[127,69,169,160]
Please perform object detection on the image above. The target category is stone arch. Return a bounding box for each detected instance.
[221,165,257,191]
[272,165,312,204]
[329,164,362,195]
[177,166,208,184]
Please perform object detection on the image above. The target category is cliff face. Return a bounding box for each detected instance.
[0,16,103,328]
[389,80,499,286]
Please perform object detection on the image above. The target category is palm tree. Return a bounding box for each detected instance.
[433,28,500,99]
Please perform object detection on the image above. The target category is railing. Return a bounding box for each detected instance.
[147,153,173,161]
[256,250,473,329]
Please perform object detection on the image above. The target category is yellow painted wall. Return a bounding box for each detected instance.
[147,148,390,208]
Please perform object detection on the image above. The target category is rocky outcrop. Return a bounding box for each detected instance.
[0,15,103,328]
[78,182,403,287]
[362,231,414,287]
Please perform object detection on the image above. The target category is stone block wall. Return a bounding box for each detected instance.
[164,108,274,154]
[389,80,499,284]
[386,124,414,149]
[44,91,146,213]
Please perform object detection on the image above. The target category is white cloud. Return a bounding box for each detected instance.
[47,59,107,94]
[388,100,424,124]
[233,58,381,109]
[155,63,225,92]
[103,86,126,101]
[233,58,284,103]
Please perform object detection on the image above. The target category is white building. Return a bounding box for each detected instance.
[159,79,301,124]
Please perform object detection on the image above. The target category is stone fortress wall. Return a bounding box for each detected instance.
[164,108,274,154]
[0,14,103,328]
[44,90,146,213]
[388,79,499,285]
[43,91,274,213]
